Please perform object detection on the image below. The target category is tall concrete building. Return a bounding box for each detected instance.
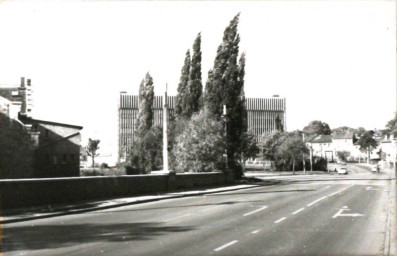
[118,92,286,162]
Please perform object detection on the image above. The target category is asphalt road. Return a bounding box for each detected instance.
[2,166,395,256]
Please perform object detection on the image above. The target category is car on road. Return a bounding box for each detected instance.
[336,166,348,174]
[371,165,380,173]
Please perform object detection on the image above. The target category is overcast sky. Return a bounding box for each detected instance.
[0,1,395,161]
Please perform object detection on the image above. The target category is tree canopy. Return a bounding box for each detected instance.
[86,138,100,167]
[261,130,309,172]
[303,120,331,135]
[356,130,378,164]
[173,109,225,173]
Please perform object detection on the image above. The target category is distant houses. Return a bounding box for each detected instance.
[0,77,83,178]
[305,130,396,168]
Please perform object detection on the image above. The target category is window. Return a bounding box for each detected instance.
[53,155,58,165]
[45,129,49,138]
[62,154,67,164]
[46,154,50,164]
[70,154,75,161]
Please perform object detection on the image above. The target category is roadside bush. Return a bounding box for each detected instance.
[173,109,225,173]
[80,167,126,176]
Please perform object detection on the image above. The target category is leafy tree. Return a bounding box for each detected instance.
[173,109,225,173]
[355,127,367,137]
[86,138,100,167]
[185,33,203,117]
[303,120,331,135]
[175,50,191,118]
[204,13,246,178]
[136,73,154,136]
[0,113,33,178]
[261,131,309,173]
[336,151,350,162]
[240,130,259,169]
[386,113,397,136]
[357,130,378,164]
[284,132,309,174]
[130,126,162,174]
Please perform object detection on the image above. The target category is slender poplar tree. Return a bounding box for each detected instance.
[175,50,191,118]
[185,33,203,117]
[136,73,154,137]
[204,13,246,178]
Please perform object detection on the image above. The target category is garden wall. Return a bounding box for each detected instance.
[0,172,226,209]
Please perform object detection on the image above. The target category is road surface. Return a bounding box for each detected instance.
[2,166,395,255]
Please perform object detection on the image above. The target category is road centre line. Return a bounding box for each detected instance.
[243,206,268,216]
[328,184,354,197]
[275,217,287,223]
[292,208,305,215]
[307,196,328,207]
[214,240,238,252]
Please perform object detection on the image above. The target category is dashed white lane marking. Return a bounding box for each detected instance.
[307,196,328,207]
[292,208,305,215]
[243,206,268,216]
[275,217,287,223]
[328,184,354,197]
[325,186,331,188]
[214,240,238,252]
[164,213,191,222]
[251,229,260,234]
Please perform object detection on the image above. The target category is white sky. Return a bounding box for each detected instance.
[0,0,395,162]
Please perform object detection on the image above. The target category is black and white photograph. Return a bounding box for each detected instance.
[0,0,396,255]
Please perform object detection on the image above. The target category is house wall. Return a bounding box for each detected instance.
[33,122,81,178]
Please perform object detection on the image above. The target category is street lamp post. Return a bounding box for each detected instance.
[163,84,169,172]
[222,105,228,172]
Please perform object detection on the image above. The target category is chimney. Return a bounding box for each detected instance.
[19,77,27,116]
[20,77,25,88]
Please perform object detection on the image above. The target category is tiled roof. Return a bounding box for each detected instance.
[309,134,332,143]
[332,132,354,140]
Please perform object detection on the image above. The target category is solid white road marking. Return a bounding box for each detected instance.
[243,206,268,216]
[214,240,238,252]
[332,206,364,218]
[307,196,328,207]
[275,217,287,223]
[251,229,260,234]
[292,208,305,215]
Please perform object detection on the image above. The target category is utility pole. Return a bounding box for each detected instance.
[163,84,169,172]
[302,133,306,174]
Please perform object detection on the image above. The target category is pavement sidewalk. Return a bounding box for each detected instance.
[1,183,268,224]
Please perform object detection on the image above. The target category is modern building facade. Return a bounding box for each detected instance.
[118,92,286,162]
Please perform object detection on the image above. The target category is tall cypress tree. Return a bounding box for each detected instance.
[175,50,191,118]
[204,13,246,178]
[136,72,154,137]
[185,33,203,117]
